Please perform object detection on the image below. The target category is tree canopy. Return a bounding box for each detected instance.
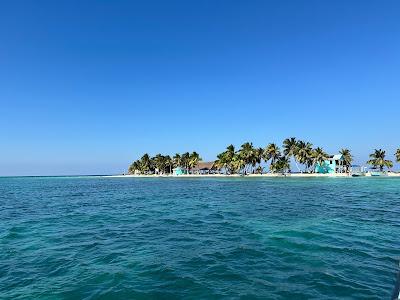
[128,139,397,175]
[367,149,393,171]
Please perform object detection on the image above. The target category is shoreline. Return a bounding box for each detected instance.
[103,172,400,178]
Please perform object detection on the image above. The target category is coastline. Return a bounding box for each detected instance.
[103,172,400,178]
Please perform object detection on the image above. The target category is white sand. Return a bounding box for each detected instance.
[103,173,347,178]
[103,172,400,178]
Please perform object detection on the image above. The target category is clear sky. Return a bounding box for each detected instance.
[1,0,399,175]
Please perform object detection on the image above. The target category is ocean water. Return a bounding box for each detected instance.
[0,176,399,299]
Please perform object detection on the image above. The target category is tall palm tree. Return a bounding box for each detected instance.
[263,143,281,171]
[339,148,353,172]
[367,149,393,171]
[253,147,263,173]
[213,154,224,172]
[189,151,202,173]
[232,153,245,174]
[270,156,290,173]
[312,147,329,170]
[173,153,182,168]
[165,155,173,174]
[283,137,300,172]
[128,160,140,174]
[296,140,313,172]
[396,148,400,163]
[214,144,236,174]
[152,154,166,174]
[181,152,190,174]
[224,145,236,174]
[238,142,255,174]
[214,152,225,173]
[140,153,152,174]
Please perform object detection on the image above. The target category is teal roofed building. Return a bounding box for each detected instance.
[315,154,346,174]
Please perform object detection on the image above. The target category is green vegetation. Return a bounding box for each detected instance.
[367,149,393,171]
[283,137,299,172]
[295,141,313,172]
[312,147,329,167]
[339,148,353,167]
[213,138,332,174]
[213,144,237,174]
[129,139,400,175]
[263,143,281,172]
[128,138,342,175]
[128,152,201,175]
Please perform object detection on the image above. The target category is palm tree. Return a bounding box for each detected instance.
[312,147,329,171]
[139,153,152,174]
[263,143,281,171]
[181,152,190,174]
[232,153,246,174]
[189,151,202,173]
[214,148,225,173]
[253,147,263,173]
[213,155,223,172]
[339,148,353,173]
[152,154,166,174]
[238,142,255,174]
[396,148,400,163]
[270,156,290,173]
[224,145,236,174]
[128,160,140,174]
[214,144,236,174]
[283,137,300,172]
[165,155,173,174]
[173,153,182,168]
[367,149,393,171]
[296,140,313,172]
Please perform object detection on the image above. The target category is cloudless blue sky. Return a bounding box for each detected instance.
[1,0,399,175]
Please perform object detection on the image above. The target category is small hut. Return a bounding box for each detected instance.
[193,162,215,174]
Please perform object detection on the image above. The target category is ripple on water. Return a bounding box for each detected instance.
[0,176,399,299]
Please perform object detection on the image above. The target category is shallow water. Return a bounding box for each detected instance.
[0,176,399,299]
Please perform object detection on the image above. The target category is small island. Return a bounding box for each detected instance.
[124,137,400,177]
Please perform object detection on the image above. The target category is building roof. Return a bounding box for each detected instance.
[332,154,343,160]
[193,161,215,170]
[327,154,343,160]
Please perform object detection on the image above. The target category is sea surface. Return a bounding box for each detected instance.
[0,176,399,299]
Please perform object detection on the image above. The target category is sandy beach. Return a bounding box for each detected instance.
[104,172,400,178]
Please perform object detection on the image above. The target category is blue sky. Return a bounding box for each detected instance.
[1,0,399,175]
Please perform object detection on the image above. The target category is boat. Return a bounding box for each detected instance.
[351,173,362,177]
[370,171,387,177]
[350,165,366,177]
[368,168,388,177]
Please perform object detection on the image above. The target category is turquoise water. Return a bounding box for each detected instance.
[1,177,399,299]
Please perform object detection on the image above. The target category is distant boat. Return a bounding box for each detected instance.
[350,165,365,177]
[369,170,387,177]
